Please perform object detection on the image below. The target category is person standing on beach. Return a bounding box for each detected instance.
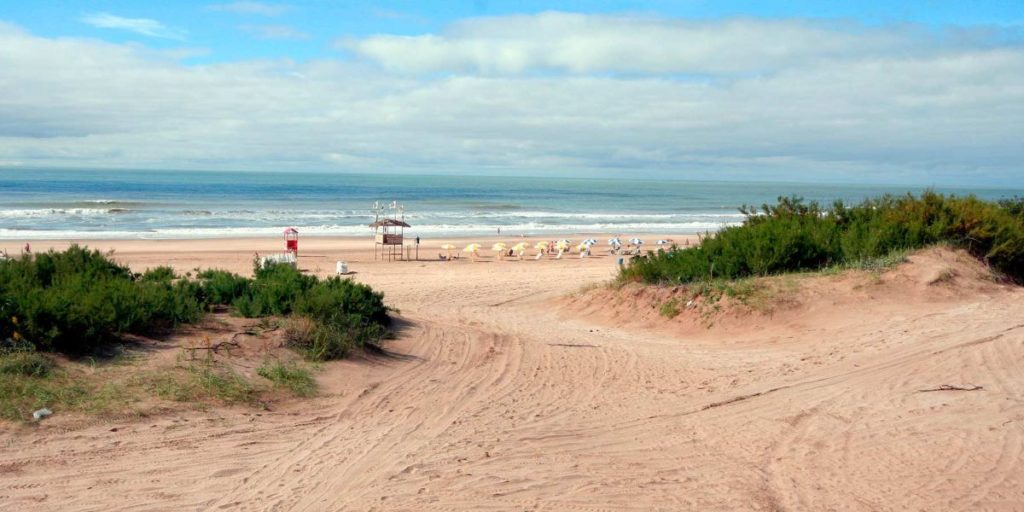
[497,227,501,236]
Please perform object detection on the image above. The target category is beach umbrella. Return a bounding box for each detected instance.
[492,242,507,260]
[463,243,481,253]
[534,241,548,253]
[629,238,644,245]
[576,243,590,252]
[583,238,598,246]
[656,239,671,245]
[512,242,528,258]
[555,240,571,251]
[608,238,622,246]
[440,243,456,259]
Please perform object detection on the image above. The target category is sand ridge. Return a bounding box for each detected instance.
[1,238,1023,510]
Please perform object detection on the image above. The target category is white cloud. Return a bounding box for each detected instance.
[240,24,309,40]
[1,16,1023,185]
[81,13,187,40]
[342,12,940,75]
[208,2,290,16]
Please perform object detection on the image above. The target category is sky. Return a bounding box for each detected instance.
[1,1,1023,186]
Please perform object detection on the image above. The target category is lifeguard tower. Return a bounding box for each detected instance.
[369,201,411,261]
[284,227,299,256]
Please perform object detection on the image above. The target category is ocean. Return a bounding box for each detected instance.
[1,169,1020,240]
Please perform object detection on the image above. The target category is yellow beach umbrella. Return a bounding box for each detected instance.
[511,242,528,259]
[463,243,481,253]
[576,243,589,252]
[533,241,548,253]
[492,242,508,260]
[555,240,570,251]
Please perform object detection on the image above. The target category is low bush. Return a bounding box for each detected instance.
[622,192,1024,285]
[139,266,177,283]
[0,249,391,362]
[196,269,251,305]
[0,246,207,353]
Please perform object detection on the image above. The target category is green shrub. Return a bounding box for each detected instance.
[284,315,385,362]
[0,247,208,353]
[0,247,391,361]
[621,192,1024,285]
[139,266,177,283]
[233,262,316,317]
[196,269,250,305]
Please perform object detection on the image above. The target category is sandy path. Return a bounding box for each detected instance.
[2,238,1024,510]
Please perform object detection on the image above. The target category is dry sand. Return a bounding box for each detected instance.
[1,237,1023,511]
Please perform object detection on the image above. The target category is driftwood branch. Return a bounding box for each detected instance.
[185,334,244,359]
[917,384,983,393]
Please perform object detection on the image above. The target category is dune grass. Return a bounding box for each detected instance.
[257,359,317,397]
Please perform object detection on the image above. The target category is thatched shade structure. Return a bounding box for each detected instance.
[370,207,411,261]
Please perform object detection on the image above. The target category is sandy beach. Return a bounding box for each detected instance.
[2,236,1023,510]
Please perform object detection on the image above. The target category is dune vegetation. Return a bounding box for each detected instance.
[621,192,1024,285]
[0,246,389,357]
[0,246,390,421]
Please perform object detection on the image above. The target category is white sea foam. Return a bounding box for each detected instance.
[0,208,124,218]
[0,220,738,240]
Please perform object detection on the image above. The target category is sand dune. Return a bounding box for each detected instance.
[2,239,1023,510]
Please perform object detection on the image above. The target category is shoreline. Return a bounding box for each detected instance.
[1,234,699,277]
[1,233,699,255]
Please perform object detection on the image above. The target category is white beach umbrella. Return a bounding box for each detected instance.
[607,238,621,246]
[583,238,598,246]
[629,238,644,245]
[656,239,671,245]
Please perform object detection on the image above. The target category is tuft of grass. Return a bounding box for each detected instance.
[257,360,316,397]
[0,350,142,422]
[0,350,54,378]
[929,267,959,286]
[142,360,258,406]
[659,298,681,319]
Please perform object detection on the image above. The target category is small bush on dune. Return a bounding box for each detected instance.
[139,266,177,283]
[1,250,391,363]
[196,269,251,306]
[622,192,1024,285]
[0,247,207,353]
[234,262,316,317]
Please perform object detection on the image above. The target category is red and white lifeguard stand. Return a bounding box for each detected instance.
[284,227,299,256]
